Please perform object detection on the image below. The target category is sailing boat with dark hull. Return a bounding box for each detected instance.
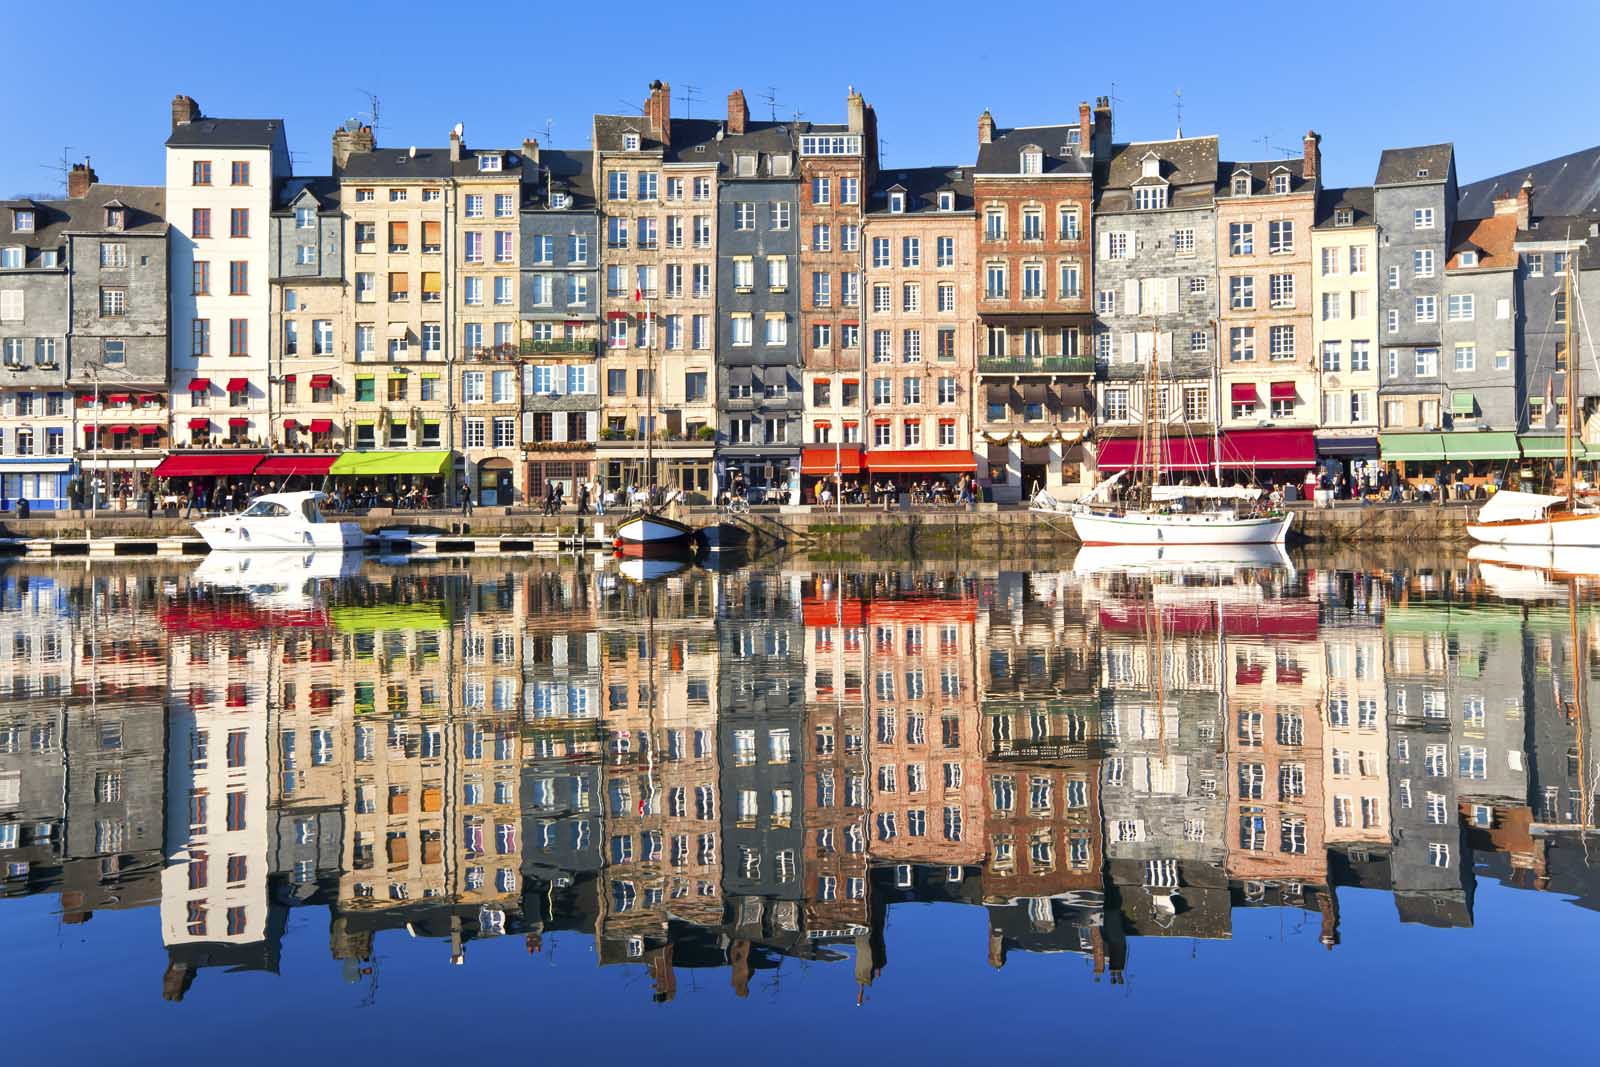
[614,289,698,556]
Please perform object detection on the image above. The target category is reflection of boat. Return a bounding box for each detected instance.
[192,550,362,608]
[194,491,365,551]
[1073,542,1293,577]
[1470,543,1600,593]
[618,556,691,582]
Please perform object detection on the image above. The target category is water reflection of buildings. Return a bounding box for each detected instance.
[2,556,1600,1003]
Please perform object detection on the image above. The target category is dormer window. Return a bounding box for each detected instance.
[550,192,570,209]
[938,191,955,212]
[1459,250,1479,267]
[889,192,906,214]
[1020,148,1043,175]
[478,153,502,172]
[1272,173,1290,194]
[1416,168,1429,178]
[1067,128,1081,145]
[734,154,756,178]
[1334,207,1353,227]
[12,209,35,233]
[105,207,126,231]
[1231,174,1251,196]
[1134,185,1167,211]
[1140,156,1161,179]
[623,133,640,152]
[769,155,792,177]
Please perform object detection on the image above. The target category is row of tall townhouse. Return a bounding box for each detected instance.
[6,91,1600,512]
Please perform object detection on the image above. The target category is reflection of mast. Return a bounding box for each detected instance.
[1570,576,1588,831]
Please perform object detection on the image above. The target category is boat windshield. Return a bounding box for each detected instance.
[241,500,291,518]
[301,498,325,524]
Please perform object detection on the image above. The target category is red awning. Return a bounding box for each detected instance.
[106,424,131,434]
[228,417,249,427]
[1218,429,1318,469]
[281,373,296,383]
[865,449,977,473]
[801,445,863,475]
[226,378,249,392]
[137,424,161,435]
[187,378,210,392]
[188,418,211,431]
[152,453,266,478]
[1270,381,1297,401]
[308,374,333,388]
[308,418,333,433]
[564,319,587,327]
[256,454,337,477]
[283,418,298,430]
[1230,382,1258,403]
[81,424,96,434]
[1095,437,1215,472]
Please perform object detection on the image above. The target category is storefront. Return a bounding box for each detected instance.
[0,458,74,512]
[327,450,453,509]
[800,444,863,502]
[716,445,799,503]
[1314,433,1380,487]
[1217,429,1318,487]
[597,443,718,502]
[1377,432,1446,487]
[1094,436,1215,477]
[525,453,595,504]
[862,449,977,497]
[151,452,268,512]
[254,454,338,491]
[475,457,513,506]
[1517,434,1589,491]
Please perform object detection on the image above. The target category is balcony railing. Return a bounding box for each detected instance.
[979,355,1095,374]
[519,338,597,356]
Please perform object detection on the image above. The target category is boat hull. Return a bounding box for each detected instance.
[1070,509,1292,546]
[1467,511,1600,546]
[195,517,366,552]
[615,512,696,552]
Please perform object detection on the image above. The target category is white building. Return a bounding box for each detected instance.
[164,95,289,450]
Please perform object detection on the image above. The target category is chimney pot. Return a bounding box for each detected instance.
[170,94,200,133]
[978,109,995,146]
[332,122,376,170]
[68,158,97,199]
[1302,130,1322,184]
[727,89,749,136]
[449,123,463,162]
[522,137,540,164]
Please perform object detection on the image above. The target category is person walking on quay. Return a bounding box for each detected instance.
[592,480,605,516]
[577,481,591,516]
[142,485,155,519]
[461,490,474,517]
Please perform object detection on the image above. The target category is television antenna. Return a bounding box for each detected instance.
[1173,89,1184,138]
[357,90,383,134]
[681,84,701,119]
[760,87,782,122]
[40,146,74,195]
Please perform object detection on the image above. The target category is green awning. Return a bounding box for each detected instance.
[1518,435,1589,459]
[329,450,453,476]
[1451,392,1476,416]
[1379,433,1446,461]
[1443,431,1519,460]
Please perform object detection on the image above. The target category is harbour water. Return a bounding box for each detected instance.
[1,546,1596,1064]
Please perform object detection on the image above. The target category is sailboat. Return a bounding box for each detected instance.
[615,289,697,556]
[1468,246,1600,545]
[1067,348,1292,546]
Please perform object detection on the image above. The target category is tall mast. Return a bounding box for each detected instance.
[645,292,654,503]
[1565,254,1576,510]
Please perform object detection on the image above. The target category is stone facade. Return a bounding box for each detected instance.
[269,177,345,454]
[1311,186,1380,455]
[1442,201,1519,432]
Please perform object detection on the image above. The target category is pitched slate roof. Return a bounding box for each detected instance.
[274,176,340,213]
[976,125,1091,177]
[535,149,596,209]
[1314,185,1375,229]
[1516,213,1600,260]
[865,165,974,215]
[1217,158,1312,197]
[1374,144,1453,186]
[338,147,456,180]
[1,184,165,267]
[1458,144,1600,220]
[166,118,283,149]
[1103,137,1218,190]
[593,114,662,155]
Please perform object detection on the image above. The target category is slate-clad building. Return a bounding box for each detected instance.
[1093,135,1220,484]
[715,96,802,495]
[1513,199,1600,448]
[268,174,344,458]
[1441,193,1520,440]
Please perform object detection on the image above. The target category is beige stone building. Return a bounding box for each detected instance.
[855,167,979,489]
[1311,187,1380,467]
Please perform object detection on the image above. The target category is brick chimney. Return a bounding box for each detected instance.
[1302,130,1322,184]
[449,122,464,162]
[171,94,201,132]
[978,109,994,145]
[847,86,866,134]
[1092,96,1113,161]
[1517,177,1533,229]
[727,88,748,136]
[645,80,671,145]
[332,122,376,170]
[68,158,98,199]
[521,137,540,165]
[1077,101,1092,155]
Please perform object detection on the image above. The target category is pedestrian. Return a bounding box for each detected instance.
[577,481,591,515]
[593,480,606,516]
[142,485,154,519]
[462,490,474,516]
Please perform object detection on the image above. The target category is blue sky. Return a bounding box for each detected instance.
[6,0,1596,198]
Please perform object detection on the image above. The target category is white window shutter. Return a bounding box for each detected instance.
[1124,279,1140,314]
[553,413,567,443]
[1099,232,1110,259]
[1166,277,1180,311]
[1120,333,1135,364]
[521,412,534,442]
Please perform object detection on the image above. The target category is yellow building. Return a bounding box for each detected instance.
[1311,186,1380,471]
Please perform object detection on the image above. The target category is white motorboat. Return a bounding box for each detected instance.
[194,491,366,552]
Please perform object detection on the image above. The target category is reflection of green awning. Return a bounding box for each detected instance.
[330,603,451,633]
[1379,433,1446,461]
[329,450,452,476]
[1451,392,1476,415]
[1443,431,1519,461]
[1518,435,1589,459]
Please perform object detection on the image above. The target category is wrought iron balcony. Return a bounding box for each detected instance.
[978,355,1095,374]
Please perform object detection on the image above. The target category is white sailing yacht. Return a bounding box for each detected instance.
[1060,349,1292,546]
[1469,246,1600,545]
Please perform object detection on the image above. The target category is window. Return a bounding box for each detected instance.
[1106,232,1129,259]
[1172,227,1194,255]
[1453,344,1476,372]
[1229,326,1256,362]
[1269,324,1295,360]
[1413,208,1435,230]
[1229,222,1254,256]
[229,208,249,238]
[984,208,1005,240]
[1268,219,1294,253]
[1414,248,1435,278]
[1269,272,1295,308]
[1415,348,1438,377]
[99,287,126,317]
[811,177,831,205]
[1415,295,1437,323]
[1229,275,1255,310]
[230,160,250,186]
[1134,185,1167,210]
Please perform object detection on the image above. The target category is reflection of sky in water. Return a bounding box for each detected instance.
[0,551,1595,1063]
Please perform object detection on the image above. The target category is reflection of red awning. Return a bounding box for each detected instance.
[188,418,210,431]
[187,378,210,391]
[228,417,249,427]
[309,418,334,433]
[1236,664,1264,685]
[606,311,628,320]
[160,600,325,633]
[1230,382,1258,403]
[865,449,976,473]
[308,374,333,388]
[801,445,863,475]
[1096,437,1215,472]
[152,453,266,478]
[137,424,161,435]
[257,454,337,477]
[801,595,976,627]
[1219,429,1317,469]
[1099,601,1318,640]
[1270,381,1297,401]
[104,393,130,404]
[226,377,249,392]
[139,394,162,405]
